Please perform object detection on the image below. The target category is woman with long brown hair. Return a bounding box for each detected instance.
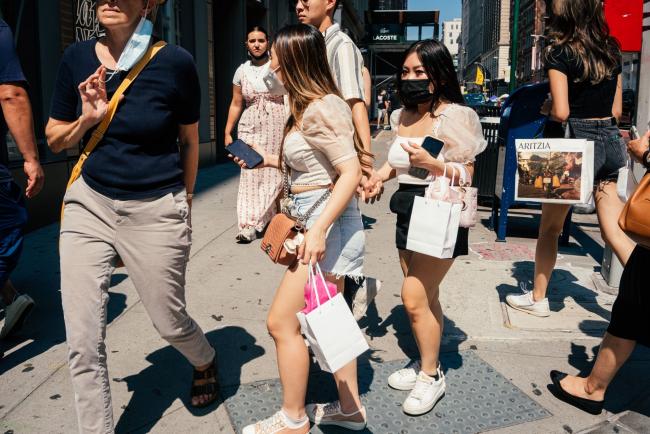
[233,24,370,433]
[505,0,635,317]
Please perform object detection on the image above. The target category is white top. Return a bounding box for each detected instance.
[283,94,357,186]
[387,135,441,185]
[390,104,487,163]
[232,60,271,93]
[388,104,487,185]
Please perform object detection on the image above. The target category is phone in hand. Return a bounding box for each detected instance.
[225,139,264,169]
[629,126,640,140]
[408,136,445,179]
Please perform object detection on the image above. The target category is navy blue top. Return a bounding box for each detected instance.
[0,19,27,183]
[50,39,200,199]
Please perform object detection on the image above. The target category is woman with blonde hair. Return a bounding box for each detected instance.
[46,0,217,431]
[232,24,371,434]
[505,0,635,317]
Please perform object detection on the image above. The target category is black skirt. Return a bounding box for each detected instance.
[607,245,650,347]
[389,183,469,258]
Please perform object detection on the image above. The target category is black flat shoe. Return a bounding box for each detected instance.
[549,370,604,415]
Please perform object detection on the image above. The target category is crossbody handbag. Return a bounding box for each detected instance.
[618,171,650,248]
[60,40,167,221]
[260,165,331,266]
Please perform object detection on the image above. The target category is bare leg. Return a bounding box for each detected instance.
[559,333,636,401]
[594,181,635,265]
[400,251,454,375]
[532,203,572,301]
[1,280,19,305]
[266,263,310,420]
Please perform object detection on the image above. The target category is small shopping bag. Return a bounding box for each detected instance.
[617,158,641,202]
[296,264,369,373]
[406,195,462,259]
[302,263,338,314]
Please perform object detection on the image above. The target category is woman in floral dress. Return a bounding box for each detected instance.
[224,26,286,242]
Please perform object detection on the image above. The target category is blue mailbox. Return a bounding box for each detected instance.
[490,82,572,243]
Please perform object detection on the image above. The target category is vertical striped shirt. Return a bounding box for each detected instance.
[323,23,365,102]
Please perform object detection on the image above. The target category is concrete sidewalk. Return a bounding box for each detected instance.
[1,131,649,433]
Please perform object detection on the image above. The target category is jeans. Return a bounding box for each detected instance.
[568,118,626,183]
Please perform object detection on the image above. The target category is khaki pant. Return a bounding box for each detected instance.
[60,177,215,434]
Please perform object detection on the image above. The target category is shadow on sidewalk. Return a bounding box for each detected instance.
[114,326,264,433]
[556,340,650,417]
[362,304,467,372]
[1,223,129,374]
[496,261,611,328]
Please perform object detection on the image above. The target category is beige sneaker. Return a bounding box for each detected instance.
[306,400,367,430]
[242,411,309,434]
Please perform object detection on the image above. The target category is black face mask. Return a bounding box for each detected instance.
[399,79,434,106]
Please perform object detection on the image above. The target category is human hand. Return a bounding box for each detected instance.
[228,142,267,169]
[360,171,383,203]
[224,134,233,147]
[297,225,327,266]
[23,159,44,198]
[627,130,650,163]
[78,66,111,128]
[400,141,434,170]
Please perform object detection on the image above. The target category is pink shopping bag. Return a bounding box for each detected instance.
[301,264,338,314]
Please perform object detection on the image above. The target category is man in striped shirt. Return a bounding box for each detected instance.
[295,0,381,194]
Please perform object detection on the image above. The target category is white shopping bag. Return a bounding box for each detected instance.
[406,196,462,259]
[296,264,369,373]
[514,138,594,204]
[617,158,640,202]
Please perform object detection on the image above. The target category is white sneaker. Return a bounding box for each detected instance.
[388,359,421,390]
[505,283,550,317]
[306,400,367,431]
[402,369,446,416]
[242,411,309,434]
[236,226,257,243]
[0,294,35,339]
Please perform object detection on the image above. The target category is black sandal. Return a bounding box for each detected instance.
[190,359,220,408]
[549,370,604,415]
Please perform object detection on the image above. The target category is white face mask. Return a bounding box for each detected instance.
[109,14,154,78]
[262,66,288,96]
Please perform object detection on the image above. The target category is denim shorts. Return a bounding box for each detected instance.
[0,181,28,287]
[291,189,364,279]
[568,118,626,183]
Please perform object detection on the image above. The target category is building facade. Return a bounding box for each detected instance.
[370,0,407,9]
[442,18,462,67]
[480,0,510,91]
[459,0,510,92]
[510,0,550,86]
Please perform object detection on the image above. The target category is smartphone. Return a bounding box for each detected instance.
[225,139,264,169]
[408,136,445,179]
[629,126,640,140]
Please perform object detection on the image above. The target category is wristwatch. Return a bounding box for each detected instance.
[643,149,650,168]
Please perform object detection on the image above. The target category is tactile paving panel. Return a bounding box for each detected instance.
[224,351,550,433]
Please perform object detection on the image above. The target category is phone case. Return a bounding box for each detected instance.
[226,139,264,168]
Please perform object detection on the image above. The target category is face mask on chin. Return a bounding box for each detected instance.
[399,79,435,106]
[249,50,269,61]
[106,12,154,80]
[262,66,288,96]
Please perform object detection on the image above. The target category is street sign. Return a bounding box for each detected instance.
[371,24,404,43]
